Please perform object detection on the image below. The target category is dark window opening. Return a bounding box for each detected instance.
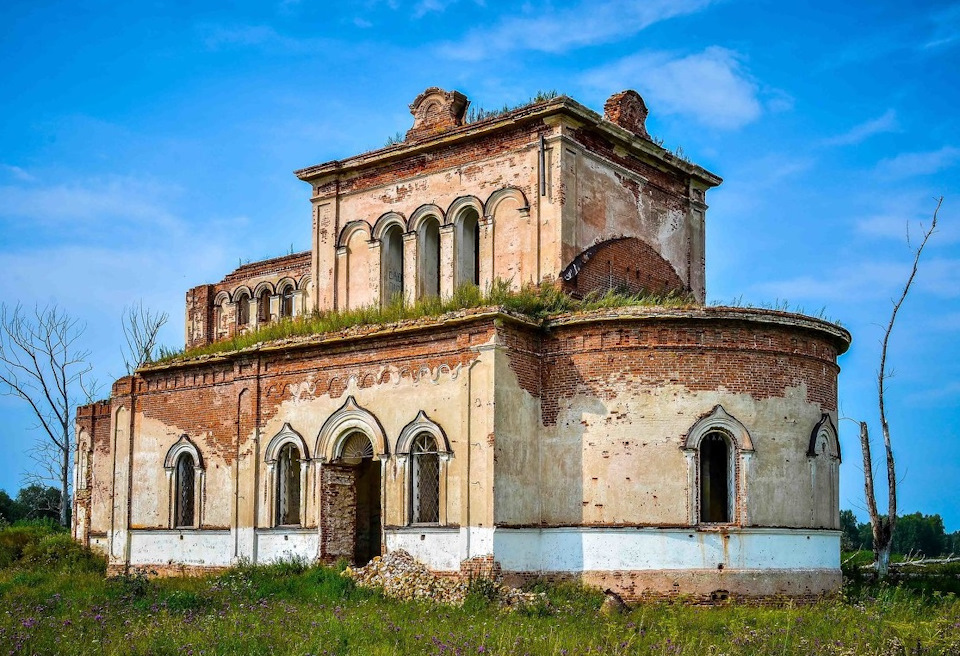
[236,294,250,326]
[258,290,271,323]
[280,286,294,318]
[175,454,195,528]
[700,432,730,523]
[411,434,440,524]
[276,443,301,525]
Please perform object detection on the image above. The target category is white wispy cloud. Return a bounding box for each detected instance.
[0,175,182,234]
[823,109,898,146]
[1,164,35,182]
[438,0,715,60]
[199,24,335,54]
[876,146,960,178]
[581,47,762,129]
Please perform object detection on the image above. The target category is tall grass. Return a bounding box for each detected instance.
[156,282,696,364]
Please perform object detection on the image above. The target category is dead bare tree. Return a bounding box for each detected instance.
[860,196,942,578]
[122,301,169,373]
[0,304,92,526]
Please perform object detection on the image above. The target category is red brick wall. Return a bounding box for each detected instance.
[534,315,841,426]
[561,237,687,298]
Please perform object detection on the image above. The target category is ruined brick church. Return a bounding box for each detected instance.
[73,88,850,600]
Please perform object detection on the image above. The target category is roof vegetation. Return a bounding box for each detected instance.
[155,281,694,365]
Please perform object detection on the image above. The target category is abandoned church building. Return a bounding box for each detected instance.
[72,87,851,600]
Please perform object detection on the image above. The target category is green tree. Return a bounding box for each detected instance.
[840,509,862,551]
[0,489,24,523]
[892,512,947,557]
[15,484,62,521]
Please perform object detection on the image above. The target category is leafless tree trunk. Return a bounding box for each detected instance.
[0,304,91,526]
[122,301,169,373]
[860,196,941,578]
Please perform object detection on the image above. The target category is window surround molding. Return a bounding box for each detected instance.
[315,396,389,464]
[396,411,452,526]
[681,405,754,526]
[163,435,205,529]
[265,423,310,527]
[808,413,840,461]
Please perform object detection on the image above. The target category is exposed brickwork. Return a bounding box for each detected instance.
[459,554,502,579]
[320,465,356,562]
[221,251,311,286]
[311,121,544,199]
[122,320,496,469]
[531,314,842,426]
[603,90,650,140]
[561,237,686,298]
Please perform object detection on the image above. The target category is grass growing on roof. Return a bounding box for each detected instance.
[155,281,696,364]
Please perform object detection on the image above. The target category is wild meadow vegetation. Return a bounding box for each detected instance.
[1,524,959,655]
[156,282,697,363]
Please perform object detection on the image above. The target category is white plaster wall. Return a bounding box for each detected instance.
[255,529,319,563]
[493,527,840,572]
[385,528,462,571]
[128,530,234,567]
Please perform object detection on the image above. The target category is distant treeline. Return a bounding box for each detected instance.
[0,485,64,525]
[842,510,960,556]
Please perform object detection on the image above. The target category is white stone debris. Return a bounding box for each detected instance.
[343,550,547,610]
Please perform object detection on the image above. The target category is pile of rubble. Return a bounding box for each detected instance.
[343,550,547,609]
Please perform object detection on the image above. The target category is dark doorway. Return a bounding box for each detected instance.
[354,457,382,564]
[700,432,730,523]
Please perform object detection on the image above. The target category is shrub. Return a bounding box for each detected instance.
[19,533,106,574]
[0,524,52,568]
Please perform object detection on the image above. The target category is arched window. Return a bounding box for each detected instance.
[418,217,441,299]
[411,434,440,524]
[175,453,196,528]
[164,435,203,529]
[276,443,301,525]
[236,292,250,327]
[699,432,730,523]
[456,208,480,287]
[381,224,405,307]
[258,290,271,323]
[280,285,294,318]
[682,405,753,526]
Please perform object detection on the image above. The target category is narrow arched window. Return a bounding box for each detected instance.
[175,453,195,528]
[381,224,405,307]
[456,208,480,288]
[280,286,294,318]
[258,290,271,323]
[700,432,730,523]
[411,434,440,524]
[236,292,250,327]
[276,443,301,525]
[418,217,441,299]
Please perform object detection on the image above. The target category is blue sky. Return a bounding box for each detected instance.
[1,0,958,529]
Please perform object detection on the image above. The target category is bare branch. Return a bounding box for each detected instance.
[122,301,169,374]
[0,302,91,526]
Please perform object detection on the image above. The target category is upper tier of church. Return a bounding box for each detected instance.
[185,88,722,349]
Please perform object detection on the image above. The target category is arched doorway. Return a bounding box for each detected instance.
[339,432,381,564]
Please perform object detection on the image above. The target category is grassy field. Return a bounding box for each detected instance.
[0,528,958,655]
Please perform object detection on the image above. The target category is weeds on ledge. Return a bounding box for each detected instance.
[155,282,695,364]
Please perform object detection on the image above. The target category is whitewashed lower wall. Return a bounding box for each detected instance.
[492,527,840,572]
[255,529,318,563]
[385,527,462,570]
[128,530,234,567]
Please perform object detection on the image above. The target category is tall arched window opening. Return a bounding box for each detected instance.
[280,285,294,318]
[276,443,301,525]
[236,292,250,327]
[700,432,730,523]
[456,208,480,288]
[258,290,271,323]
[411,433,440,524]
[381,224,405,307]
[418,217,441,299]
[174,453,195,528]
